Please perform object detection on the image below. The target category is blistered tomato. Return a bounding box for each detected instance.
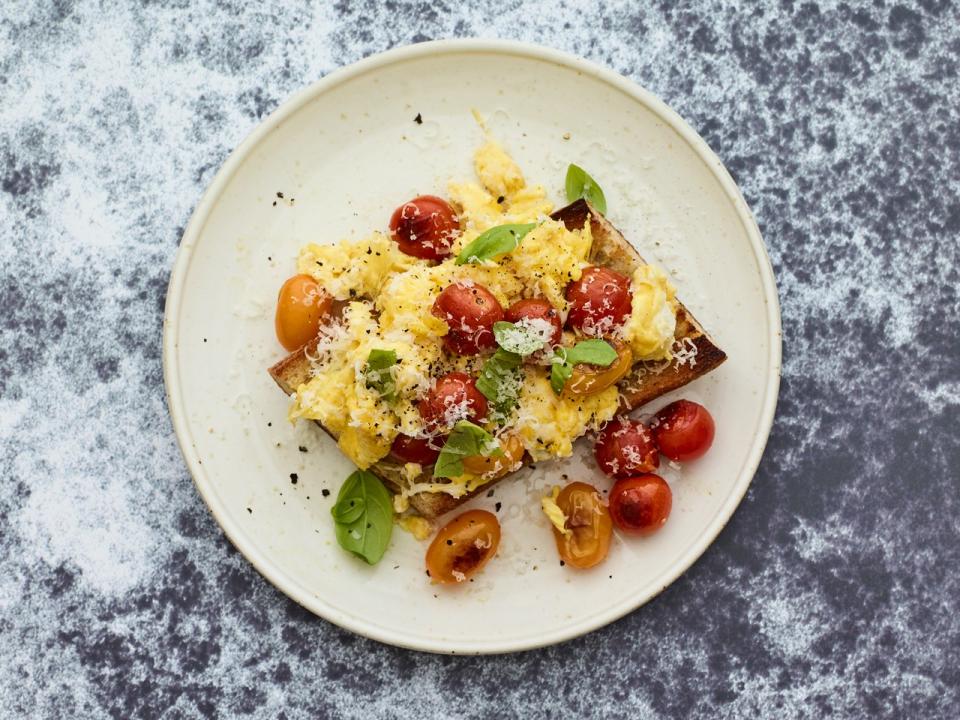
[593,416,660,478]
[426,510,501,584]
[274,274,334,352]
[389,195,460,260]
[608,474,672,536]
[461,434,525,478]
[551,482,613,569]
[564,339,633,397]
[565,266,632,336]
[651,400,715,462]
[390,434,443,465]
[504,297,563,361]
[418,372,488,431]
[432,282,504,355]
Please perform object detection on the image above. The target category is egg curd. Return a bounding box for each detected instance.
[287,137,677,502]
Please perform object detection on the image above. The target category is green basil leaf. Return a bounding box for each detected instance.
[565,163,608,215]
[564,339,618,367]
[330,470,394,565]
[476,348,523,419]
[550,360,573,395]
[493,320,548,356]
[455,223,536,265]
[364,348,398,402]
[548,340,617,394]
[331,496,365,524]
[433,421,504,479]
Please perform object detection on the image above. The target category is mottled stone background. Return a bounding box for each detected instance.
[2,1,958,718]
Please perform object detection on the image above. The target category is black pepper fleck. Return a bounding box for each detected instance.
[298,446,308,453]
[486,489,495,497]
[267,422,272,427]
[560,560,565,566]
[414,112,423,124]
[276,191,284,198]
[495,502,502,512]
[321,489,330,497]
[497,195,505,204]
[246,507,252,514]
[289,473,298,484]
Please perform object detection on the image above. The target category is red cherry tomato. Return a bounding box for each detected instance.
[418,372,488,431]
[431,282,504,355]
[651,400,715,462]
[275,274,334,352]
[389,195,460,260]
[565,266,632,336]
[504,297,562,360]
[390,434,443,465]
[593,416,660,479]
[608,474,672,536]
[426,510,501,584]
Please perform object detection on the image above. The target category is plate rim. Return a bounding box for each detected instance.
[162,38,782,654]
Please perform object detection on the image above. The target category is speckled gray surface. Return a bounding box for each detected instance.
[2,1,959,717]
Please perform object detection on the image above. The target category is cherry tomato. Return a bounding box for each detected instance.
[504,298,563,361]
[551,482,613,569]
[564,339,633,397]
[608,474,672,536]
[593,417,660,478]
[461,434,525,478]
[432,282,504,355]
[274,274,334,352]
[389,195,460,260]
[418,372,488,431]
[565,266,633,336]
[390,434,443,465]
[651,400,715,462]
[426,510,501,584]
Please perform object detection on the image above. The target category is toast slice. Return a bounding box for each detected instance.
[269,199,725,519]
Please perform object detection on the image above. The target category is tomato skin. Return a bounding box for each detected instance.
[390,434,443,465]
[426,510,501,584]
[461,434,525,478]
[504,298,563,361]
[274,274,334,352]
[608,475,672,536]
[565,266,633,336]
[564,339,633,397]
[594,417,660,479]
[418,372,488,431]
[389,195,460,260]
[651,400,715,462]
[552,482,613,569]
[432,282,504,355]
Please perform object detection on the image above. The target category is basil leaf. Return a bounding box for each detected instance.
[476,348,523,418]
[455,223,536,265]
[364,348,398,402]
[550,361,573,395]
[565,338,618,366]
[565,164,608,215]
[493,320,547,356]
[433,421,504,479]
[548,340,617,394]
[330,470,394,565]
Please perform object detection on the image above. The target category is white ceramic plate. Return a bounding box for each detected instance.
[163,40,781,654]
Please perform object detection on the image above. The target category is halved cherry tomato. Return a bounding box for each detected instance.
[504,297,563,361]
[551,482,613,569]
[390,434,443,465]
[462,434,525,478]
[432,282,504,355]
[608,474,672,536]
[565,266,633,336]
[389,195,460,260]
[426,510,501,584]
[651,400,715,461]
[274,274,334,352]
[564,339,633,397]
[594,416,660,478]
[418,372,488,431]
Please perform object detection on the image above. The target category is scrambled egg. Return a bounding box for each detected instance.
[514,373,619,461]
[541,486,571,537]
[287,131,675,479]
[397,515,434,540]
[623,265,677,361]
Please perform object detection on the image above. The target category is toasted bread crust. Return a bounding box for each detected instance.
[269,199,725,519]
